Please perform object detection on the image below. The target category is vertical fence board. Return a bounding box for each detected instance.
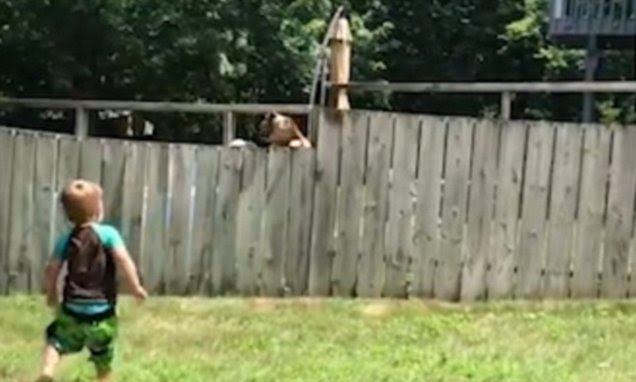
[192,146,220,294]
[0,129,15,292]
[6,133,36,292]
[31,135,58,292]
[461,119,498,301]
[488,122,527,299]
[260,149,291,296]
[571,126,611,298]
[54,137,80,237]
[516,122,554,299]
[411,117,446,298]
[79,139,102,183]
[101,139,126,230]
[601,126,636,298]
[309,109,341,295]
[384,114,418,297]
[435,118,473,301]
[164,145,196,294]
[332,112,367,296]
[543,124,582,298]
[212,148,242,294]
[121,142,147,266]
[140,144,169,293]
[235,149,265,295]
[357,112,392,297]
[285,149,315,295]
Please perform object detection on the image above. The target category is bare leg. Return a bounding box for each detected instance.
[37,345,60,381]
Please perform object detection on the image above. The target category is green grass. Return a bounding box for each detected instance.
[2,296,636,382]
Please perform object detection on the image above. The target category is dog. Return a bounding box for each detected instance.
[259,112,312,148]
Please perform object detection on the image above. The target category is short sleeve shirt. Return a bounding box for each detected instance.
[52,224,125,261]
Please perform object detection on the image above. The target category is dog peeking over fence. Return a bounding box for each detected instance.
[230,112,312,148]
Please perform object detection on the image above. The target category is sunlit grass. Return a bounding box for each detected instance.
[1,296,636,381]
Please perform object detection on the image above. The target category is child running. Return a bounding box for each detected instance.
[37,180,147,382]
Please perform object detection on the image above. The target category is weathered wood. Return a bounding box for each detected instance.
[6,133,36,292]
[601,126,636,298]
[191,146,220,295]
[308,109,341,296]
[516,122,554,299]
[285,149,315,295]
[140,143,170,292]
[543,124,582,298]
[356,112,392,297]
[100,139,126,230]
[31,134,58,292]
[235,149,265,295]
[487,121,527,299]
[54,137,80,238]
[435,118,473,301]
[79,139,102,183]
[571,126,611,298]
[384,114,419,297]
[411,117,446,298]
[121,142,147,264]
[0,129,16,292]
[260,148,291,296]
[461,119,498,301]
[211,148,242,294]
[332,112,367,296]
[165,144,197,294]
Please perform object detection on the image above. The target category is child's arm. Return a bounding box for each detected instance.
[112,247,148,301]
[44,260,63,307]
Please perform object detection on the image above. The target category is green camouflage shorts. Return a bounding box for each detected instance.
[45,308,118,373]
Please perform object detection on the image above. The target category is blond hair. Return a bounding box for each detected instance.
[61,179,103,225]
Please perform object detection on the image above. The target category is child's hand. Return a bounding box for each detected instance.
[132,285,148,302]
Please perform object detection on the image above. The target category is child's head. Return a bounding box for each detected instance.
[61,179,104,225]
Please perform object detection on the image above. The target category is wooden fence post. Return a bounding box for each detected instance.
[500,92,513,120]
[74,107,89,138]
[223,111,236,145]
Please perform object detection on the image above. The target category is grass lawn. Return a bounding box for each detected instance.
[1,296,635,381]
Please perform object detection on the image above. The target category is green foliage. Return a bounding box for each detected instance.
[0,0,634,128]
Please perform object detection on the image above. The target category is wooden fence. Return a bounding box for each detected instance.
[1,108,635,300]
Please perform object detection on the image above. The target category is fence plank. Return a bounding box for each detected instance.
[235,149,265,295]
[543,124,582,298]
[101,139,126,231]
[140,144,169,292]
[79,139,102,182]
[435,118,473,301]
[571,126,611,298]
[285,149,315,295]
[332,112,367,296]
[601,126,636,298]
[516,122,554,299]
[384,114,418,297]
[211,148,242,294]
[461,119,498,301]
[6,133,36,292]
[54,137,80,241]
[31,134,58,293]
[260,148,291,296]
[309,109,341,296]
[487,121,527,299]
[0,129,15,292]
[411,117,446,298]
[163,144,196,294]
[357,112,392,297]
[192,146,220,294]
[121,142,147,266]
